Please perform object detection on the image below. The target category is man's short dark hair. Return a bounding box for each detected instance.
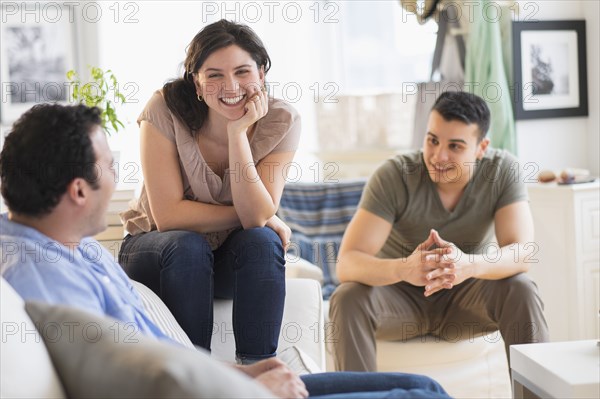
[0,104,103,217]
[431,92,491,141]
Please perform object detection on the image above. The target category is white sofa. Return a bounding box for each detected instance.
[212,277,326,370]
[0,276,325,398]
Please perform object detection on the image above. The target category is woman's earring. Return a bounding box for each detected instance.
[197,94,203,102]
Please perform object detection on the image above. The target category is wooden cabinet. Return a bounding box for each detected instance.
[526,181,600,341]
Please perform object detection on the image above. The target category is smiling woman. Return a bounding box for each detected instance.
[117,20,300,365]
[192,45,267,124]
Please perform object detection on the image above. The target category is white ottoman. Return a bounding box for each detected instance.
[323,301,512,399]
[376,334,511,398]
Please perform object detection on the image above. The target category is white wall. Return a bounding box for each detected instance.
[2,1,596,188]
[515,0,599,175]
[583,0,600,175]
[93,0,598,183]
[91,1,332,186]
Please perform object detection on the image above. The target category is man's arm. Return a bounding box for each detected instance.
[337,209,453,287]
[472,200,535,279]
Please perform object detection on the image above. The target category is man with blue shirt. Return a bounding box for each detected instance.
[0,104,168,339]
[0,104,450,398]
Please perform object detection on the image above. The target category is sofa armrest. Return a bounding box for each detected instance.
[212,279,326,371]
[282,279,326,370]
[285,257,324,283]
[132,281,196,349]
[1,277,66,398]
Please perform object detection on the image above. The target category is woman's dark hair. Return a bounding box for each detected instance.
[431,91,491,141]
[163,19,271,135]
[0,103,102,217]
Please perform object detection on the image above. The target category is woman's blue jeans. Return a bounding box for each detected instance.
[302,372,451,399]
[119,227,286,363]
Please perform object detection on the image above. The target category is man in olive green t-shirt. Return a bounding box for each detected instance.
[330,92,549,372]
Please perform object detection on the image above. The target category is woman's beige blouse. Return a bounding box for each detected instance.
[120,90,301,249]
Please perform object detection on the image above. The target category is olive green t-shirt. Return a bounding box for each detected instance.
[359,149,527,259]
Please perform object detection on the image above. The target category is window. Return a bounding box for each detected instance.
[336,1,437,92]
[314,1,438,155]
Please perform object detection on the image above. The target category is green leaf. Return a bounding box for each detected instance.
[65,66,126,136]
[66,70,76,81]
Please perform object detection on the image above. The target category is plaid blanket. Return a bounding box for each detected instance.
[277,179,366,299]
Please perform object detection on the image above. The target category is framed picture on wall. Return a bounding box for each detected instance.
[512,20,588,120]
[0,3,79,124]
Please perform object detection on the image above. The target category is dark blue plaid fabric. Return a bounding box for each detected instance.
[277,179,366,299]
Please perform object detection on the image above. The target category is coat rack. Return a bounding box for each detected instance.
[399,0,443,24]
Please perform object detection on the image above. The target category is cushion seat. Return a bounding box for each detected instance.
[376,335,511,398]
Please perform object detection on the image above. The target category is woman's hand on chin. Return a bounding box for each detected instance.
[227,86,268,136]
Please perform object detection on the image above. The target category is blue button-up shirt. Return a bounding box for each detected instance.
[1,214,169,341]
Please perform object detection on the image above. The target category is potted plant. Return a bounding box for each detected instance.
[66,67,126,135]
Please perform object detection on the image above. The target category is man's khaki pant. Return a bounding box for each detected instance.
[329,273,549,371]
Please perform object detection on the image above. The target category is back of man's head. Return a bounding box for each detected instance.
[431,92,490,141]
[0,104,102,217]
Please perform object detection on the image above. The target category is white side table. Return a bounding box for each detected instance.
[510,341,600,398]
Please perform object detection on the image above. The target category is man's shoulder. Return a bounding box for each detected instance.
[373,151,426,183]
[391,150,423,165]
[2,254,100,308]
[2,240,95,285]
[1,225,107,307]
[481,148,519,168]
[363,151,426,204]
[476,148,522,184]
[474,148,528,209]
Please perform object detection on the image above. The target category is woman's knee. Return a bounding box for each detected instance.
[122,230,213,273]
[160,230,211,256]
[231,227,285,271]
[233,227,282,247]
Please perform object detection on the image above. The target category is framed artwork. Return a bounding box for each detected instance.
[512,20,588,120]
[0,3,79,124]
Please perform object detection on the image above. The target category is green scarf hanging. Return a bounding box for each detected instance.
[465,0,517,154]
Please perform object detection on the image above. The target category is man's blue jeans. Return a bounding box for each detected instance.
[119,227,286,363]
[302,372,451,398]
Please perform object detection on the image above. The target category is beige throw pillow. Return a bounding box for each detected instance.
[25,301,275,399]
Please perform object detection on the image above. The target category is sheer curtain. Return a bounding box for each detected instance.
[311,1,437,159]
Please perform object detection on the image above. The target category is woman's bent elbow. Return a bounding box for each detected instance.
[153,213,176,232]
[154,220,171,233]
[241,218,268,230]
